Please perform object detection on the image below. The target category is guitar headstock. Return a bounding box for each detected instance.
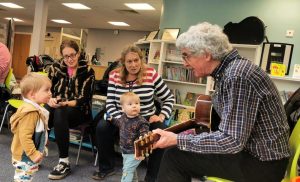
[134,131,159,158]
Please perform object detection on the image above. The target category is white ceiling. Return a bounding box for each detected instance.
[0,0,162,31]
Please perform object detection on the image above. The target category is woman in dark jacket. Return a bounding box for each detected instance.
[46,40,95,180]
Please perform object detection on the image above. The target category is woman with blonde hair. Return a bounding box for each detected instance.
[93,45,174,182]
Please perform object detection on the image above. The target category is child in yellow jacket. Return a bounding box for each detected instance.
[10,73,52,182]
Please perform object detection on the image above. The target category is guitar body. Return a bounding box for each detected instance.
[134,94,220,158]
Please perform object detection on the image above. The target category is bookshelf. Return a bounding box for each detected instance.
[206,44,262,95]
[135,41,265,111]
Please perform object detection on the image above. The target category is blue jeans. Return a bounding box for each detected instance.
[121,154,141,182]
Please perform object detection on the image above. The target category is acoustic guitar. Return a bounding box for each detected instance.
[134,94,220,158]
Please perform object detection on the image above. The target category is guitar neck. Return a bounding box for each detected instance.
[150,119,198,143]
[135,94,217,158]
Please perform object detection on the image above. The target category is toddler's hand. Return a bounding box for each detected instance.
[135,156,145,160]
[32,152,43,163]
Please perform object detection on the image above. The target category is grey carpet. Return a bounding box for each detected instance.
[0,127,147,182]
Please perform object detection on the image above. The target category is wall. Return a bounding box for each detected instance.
[15,26,149,65]
[160,0,300,77]
[86,29,148,66]
[15,25,61,33]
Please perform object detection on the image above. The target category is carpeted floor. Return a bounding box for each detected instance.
[0,126,147,182]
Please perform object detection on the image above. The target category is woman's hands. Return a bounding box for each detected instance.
[149,114,165,123]
[47,98,69,108]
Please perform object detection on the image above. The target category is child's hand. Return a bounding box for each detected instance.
[104,113,112,121]
[32,152,43,163]
[135,156,145,161]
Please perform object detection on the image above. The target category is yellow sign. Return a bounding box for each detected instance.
[270,63,286,77]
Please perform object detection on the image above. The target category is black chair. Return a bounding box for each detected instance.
[284,87,300,134]
[69,121,95,165]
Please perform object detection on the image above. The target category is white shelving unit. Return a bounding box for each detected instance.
[232,44,261,65]
[136,41,300,109]
[270,75,300,92]
[135,41,263,110]
[206,44,262,95]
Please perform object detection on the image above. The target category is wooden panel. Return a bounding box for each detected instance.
[91,65,107,80]
[12,34,31,79]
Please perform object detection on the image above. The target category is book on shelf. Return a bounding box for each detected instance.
[166,44,181,62]
[183,92,199,106]
[270,63,286,77]
[168,108,194,127]
[140,48,149,62]
[293,64,300,78]
[170,89,182,104]
[153,50,160,61]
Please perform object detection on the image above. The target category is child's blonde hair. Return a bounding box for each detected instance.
[20,72,51,98]
[120,92,140,105]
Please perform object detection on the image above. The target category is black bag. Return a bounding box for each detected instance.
[94,61,120,96]
[0,87,11,101]
[223,16,266,45]
[26,55,55,72]
[0,87,11,114]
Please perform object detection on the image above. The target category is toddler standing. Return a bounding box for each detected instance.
[10,72,52,182]
[108,92,149,182]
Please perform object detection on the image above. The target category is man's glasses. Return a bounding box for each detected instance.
[182,53,192,63]
[63,52,77,60]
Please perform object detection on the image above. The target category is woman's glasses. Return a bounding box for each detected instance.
[63,52,77,60]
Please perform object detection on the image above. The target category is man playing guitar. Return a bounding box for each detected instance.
[152,22,290,182]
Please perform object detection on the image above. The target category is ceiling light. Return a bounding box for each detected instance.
[124,3,155,10]
[4,17,24,22]
[62,3,91,10]
[51,19,71,24]
[0,2,24,8]
[108,21,129,26]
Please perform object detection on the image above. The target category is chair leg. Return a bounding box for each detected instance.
[76,135,84,165]
[0,104,10,133]
[94,151,98,167]
[89,134,94,154]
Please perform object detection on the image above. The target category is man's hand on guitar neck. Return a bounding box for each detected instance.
[152,129,178,149]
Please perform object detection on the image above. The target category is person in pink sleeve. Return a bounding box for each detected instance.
[0,42,11,87]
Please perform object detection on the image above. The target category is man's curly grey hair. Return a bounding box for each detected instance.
[176,22,232,60]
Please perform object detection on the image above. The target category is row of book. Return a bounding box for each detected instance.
[163,65,207,84]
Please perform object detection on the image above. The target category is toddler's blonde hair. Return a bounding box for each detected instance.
[120,92,140,105]
[20,72,51,98]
